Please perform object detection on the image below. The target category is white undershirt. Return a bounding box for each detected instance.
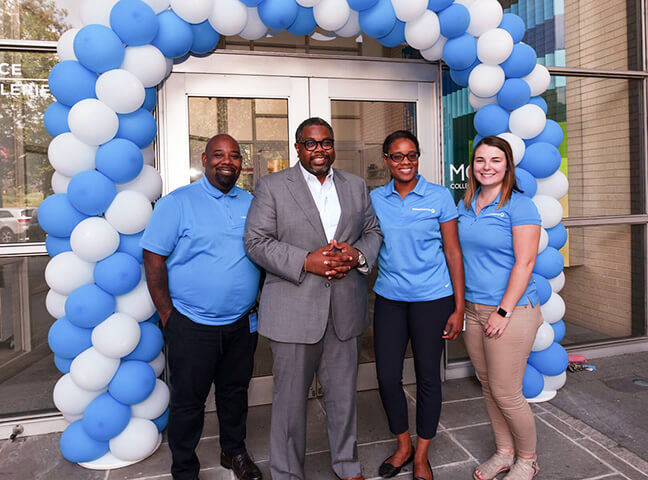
[299,162,341,242]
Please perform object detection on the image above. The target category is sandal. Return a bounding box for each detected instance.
[503,457,540,480]
[473,451,515,480]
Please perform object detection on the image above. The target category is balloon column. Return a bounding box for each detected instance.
[44,0,568,467]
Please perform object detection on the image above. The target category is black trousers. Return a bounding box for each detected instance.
[165,308,258,480]
[373,294,454,439]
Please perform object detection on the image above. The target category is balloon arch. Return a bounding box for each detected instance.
[42,0,570,468]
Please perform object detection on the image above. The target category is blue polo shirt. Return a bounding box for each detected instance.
[457,190,541,306]
[140,175,260,326]
[370,176,458,302]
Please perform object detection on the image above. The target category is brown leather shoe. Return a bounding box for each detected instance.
[220,451,263,480]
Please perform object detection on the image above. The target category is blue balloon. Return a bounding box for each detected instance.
[152,408,169,432]
[449,59,480,87]
[109,360,157,405]
[499,13,526,43]
[428,0,453,12]
[519,142,561,179]
[528,342,569,376]
[438,4,470,39]
[46,235,72,257]
[117,108,158,148]
[73,24,125,74]
[60,421,110,463]
[48,61,97,107]
[94,252,142,296]
[190,21,220,54]
[96,138,144,184]
[142,87,158,111]
[287,6,317,36]
[496,78,531,111]
[67,170,117,216]
[533,247,564,279]
[241,0,264,4]
[145,311,161,325]
[82,393,131,441]
[152,10,194,59]
[378,20,405,47]
[38,194,88,238]
[528,96,548,113]
[532,273,552,304]
[54,355,73,374]
[443,33,477,70]
[66,284,116,328]
[500,43,536,78]
[473,104,509,137]
[547,223,568,250]
[551,319,566,343]
[44,102,71,137]
[110,0,158,46]
[259,0,299,30]
[359,0,397,39]
[522,363,544,398]
[124,322,164,362]
[348,0,379,10]
[473,134,483,147]
[118,232,144,263]
[48,317,93,359]
[514,167,537,198]
[526,119,564,148]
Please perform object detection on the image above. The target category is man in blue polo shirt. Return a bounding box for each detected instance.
[141,134,262,480]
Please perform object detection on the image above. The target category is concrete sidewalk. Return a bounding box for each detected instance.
[1,352,647,480]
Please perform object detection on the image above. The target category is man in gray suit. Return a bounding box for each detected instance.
[244,117,382,480]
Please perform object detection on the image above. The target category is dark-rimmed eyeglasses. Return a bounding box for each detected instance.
[299,138,335,151]
[384,151,420,163]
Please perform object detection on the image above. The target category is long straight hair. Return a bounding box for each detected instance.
[463,136,521,209]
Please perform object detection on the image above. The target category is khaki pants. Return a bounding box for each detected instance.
[464,301,544,457]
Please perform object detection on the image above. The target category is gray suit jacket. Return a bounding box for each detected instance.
[244,164,383,344]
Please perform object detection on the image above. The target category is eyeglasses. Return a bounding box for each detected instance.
[384,151,420,163]
[299,138,335,151]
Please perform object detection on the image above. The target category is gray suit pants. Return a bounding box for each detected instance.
[269,322,362,480]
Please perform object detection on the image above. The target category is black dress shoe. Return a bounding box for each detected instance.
[220,451,263,480]
[378,451,415,478]
[413,459,433,480]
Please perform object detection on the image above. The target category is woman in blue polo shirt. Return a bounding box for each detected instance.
[458,136,543,480]
[370,131,465,480]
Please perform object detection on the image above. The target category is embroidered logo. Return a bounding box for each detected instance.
[484,212,506,218]
[412,207,436,213]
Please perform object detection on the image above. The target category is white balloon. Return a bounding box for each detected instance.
[57,29,79,61]
[548,271,565,293]
[420,35,447,62]
[68,99,119,146]
[149,351,166,377]
[141,0,170,14]
[116,277,157,321]
[110,418,159,462]
[80,0,119,26]
[335,10,360,38]
[543,371,567,391]
[531,321,555,352]
[131,379,170,419]
[532,194,563,229]
[538,228,548,254]
[497,133,525,165]
[121,45,168,88]
[523,64,551,96]
[404,10,441,51]
[467,0,503,37]
[468,64,505,98]
[541,292,566,324]
[469,92,498,110]
[96,69,146,114]
[509,104,546,139]
[314,0,352,32]
[70,217,120,263]
[51,171,72,194]
[92,313,141,358]
[209,0,248,36]
[169,0,211,24]
[239,7,269,41]
[392,0,428,22]
[48,133,97,177]
[142,145,155,166]
[53,374,106,415]
[46,289,68,319]
[70,347,121,391]
[454,0,475,7]
[105,191,153,235]
[297,0,321,6]
[64,413,83,423]
[477,28,513,65]
[536,170,568,200]
[164,57,174,80]
[116,165,163,202]
[45,251,95,296]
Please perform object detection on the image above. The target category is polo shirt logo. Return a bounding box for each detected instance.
[412,207,436,213]
[484,212,506,218]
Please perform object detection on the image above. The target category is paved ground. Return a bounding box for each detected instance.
[1,353,647,480]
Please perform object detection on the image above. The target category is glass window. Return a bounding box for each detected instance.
[0,0,81,41]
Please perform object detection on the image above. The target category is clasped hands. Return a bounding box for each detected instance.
[304,240,359,280]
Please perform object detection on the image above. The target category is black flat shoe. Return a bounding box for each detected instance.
[413,459,433,480]
[378,451,415,478]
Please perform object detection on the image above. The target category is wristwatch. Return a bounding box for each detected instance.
[496,306,512,318]
[356,251,367,268]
